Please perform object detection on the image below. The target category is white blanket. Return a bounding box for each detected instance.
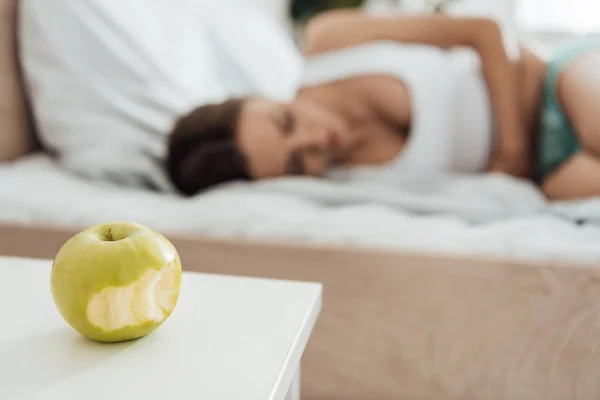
[1,155,600,264]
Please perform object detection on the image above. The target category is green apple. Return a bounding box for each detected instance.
[50,222,182,343]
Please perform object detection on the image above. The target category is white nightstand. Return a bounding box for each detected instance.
[0,256,321,400]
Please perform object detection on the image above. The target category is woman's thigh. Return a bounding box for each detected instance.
[542,151,600,200]
[558,51,600,155]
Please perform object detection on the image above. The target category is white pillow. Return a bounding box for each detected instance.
[19,0,302,191]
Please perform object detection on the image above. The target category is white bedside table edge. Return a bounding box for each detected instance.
[269,284,322,400]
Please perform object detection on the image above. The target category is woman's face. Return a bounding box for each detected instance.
[236,98,351,179]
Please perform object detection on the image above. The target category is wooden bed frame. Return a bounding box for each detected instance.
[1,222,599,399]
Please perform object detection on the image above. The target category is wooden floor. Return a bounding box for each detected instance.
[1,223,600,400]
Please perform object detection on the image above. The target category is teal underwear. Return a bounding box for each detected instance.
[537,38,600,181]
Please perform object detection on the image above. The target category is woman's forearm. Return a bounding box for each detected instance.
[305,12,483,54]
[472,24,529,176]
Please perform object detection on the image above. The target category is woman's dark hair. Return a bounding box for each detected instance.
[166,98,252,196]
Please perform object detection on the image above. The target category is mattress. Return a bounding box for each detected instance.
[1,154,600,264]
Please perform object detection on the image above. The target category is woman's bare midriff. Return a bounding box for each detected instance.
[515,46,549,166]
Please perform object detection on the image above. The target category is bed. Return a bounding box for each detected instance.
[3,0,599,266]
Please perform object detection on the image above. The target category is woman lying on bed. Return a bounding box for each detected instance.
[167,10,600,200]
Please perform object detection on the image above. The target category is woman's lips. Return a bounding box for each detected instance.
[327,128,341,150]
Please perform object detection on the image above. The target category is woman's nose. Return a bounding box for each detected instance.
[302,125,329,149]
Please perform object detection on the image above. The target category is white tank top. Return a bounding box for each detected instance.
[301,41,494,176]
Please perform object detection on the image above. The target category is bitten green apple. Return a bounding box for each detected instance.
[50,222,182,343]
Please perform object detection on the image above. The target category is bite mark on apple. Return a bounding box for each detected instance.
[86,262,180,331]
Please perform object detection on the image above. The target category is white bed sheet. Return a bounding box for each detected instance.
[1,154,600,264]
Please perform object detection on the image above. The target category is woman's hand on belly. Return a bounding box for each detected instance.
[486,47,546,180]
